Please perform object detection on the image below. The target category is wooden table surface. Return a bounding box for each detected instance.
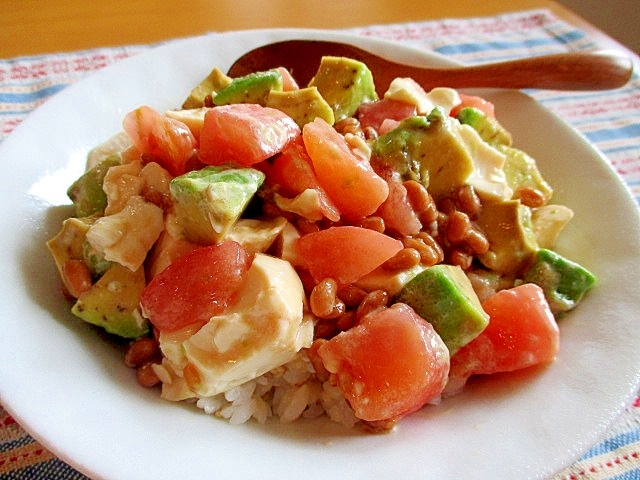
[1,0,625,59]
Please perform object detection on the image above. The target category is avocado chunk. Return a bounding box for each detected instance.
[71,262,148,338]
[47,216,95,295]
[456,107,512,146]
[308,56,378,121]
[523,248,596,314]
[371,108,511,200]
[213,70,283,107]
[82,240,112,276]
[370,115,430,183]
[182,67,233,109]
[67,156,120,217]
[498,144,553,206]
[266,86,335,127]
[475,199,539,275]
[395,264,489,355]
[170,166,265,244]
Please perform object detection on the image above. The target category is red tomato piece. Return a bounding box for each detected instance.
[123,105,197,177]
[375,175,422,236]
[445,283,559,395]
[450,93,496,118]
[318,303,450,422]
[378,119,402,136]
[274,67,299,91]
[357,98,417,133]
[139,241,252,332]
[199,104,300,167]
[302,118,389,221]
[297,226,403,286]
[269,139,340,222]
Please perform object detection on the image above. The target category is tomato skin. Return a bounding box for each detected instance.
[199,104,300,167]
[139,241,252,332]
[297,226,403,286]
[123,105,197,176]
[375,175,422,236]
[445,283,559,395]
[450,93,495,118]
[302,118,389,221]
[358,98,417,133]
[269,138,341,222]
[318,303,450,422]
[274,67,299,91]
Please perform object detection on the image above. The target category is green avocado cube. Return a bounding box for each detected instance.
[475,199,539,275]
[456,106,512,147]
[395,264,489,355]
[308,56,378,121]
[71,263,148,338]
[182,67,233,109]
[371,111,477,199]
[371,108,511,201]
[213,69,283,107]
[266,86,335,127]
[67,156,120,217]
[523,248,596,314]
[82,240,112,277]
[170,166,265,244]
[498,144,553,206]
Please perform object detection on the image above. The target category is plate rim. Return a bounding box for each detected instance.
[1,27,639,480]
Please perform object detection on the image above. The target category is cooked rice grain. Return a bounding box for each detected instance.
[195,351,358,427]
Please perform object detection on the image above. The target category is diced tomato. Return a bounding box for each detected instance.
[445,283,559,395]
[357,98,417,133]
[375,175,422,236]
[123,105,197,177]
[302,118,389,221]
[140,241,252,332]
[450,93,495,118]
[274,67,299,91]
[61,259,93,299]
[318,303,450,422]
[297,226,403,286]
[199,104,300,167]
[378,119,402,136]
[269,139,341,222]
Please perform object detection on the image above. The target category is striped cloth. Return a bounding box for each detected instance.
[1,8,638,479]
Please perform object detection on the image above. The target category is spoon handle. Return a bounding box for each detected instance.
[407,51,634,91]
[227,40,634,92]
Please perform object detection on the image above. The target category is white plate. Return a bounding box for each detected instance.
[1,29,639,480]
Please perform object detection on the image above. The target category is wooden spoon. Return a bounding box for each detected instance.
[227,39,633,94]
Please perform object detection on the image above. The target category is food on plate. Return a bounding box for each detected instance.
[46,53,596,431]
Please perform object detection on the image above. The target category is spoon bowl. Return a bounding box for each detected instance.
[227,39,633,94]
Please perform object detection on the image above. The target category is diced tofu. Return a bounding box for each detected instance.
[86,195,164,271]
[102,160,144,215]
[384,79,460,115]
[165,254,313,398]
[222,217,288,255]
[531,204,574,249]
[455,123,513,201]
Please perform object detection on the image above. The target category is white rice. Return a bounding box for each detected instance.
[195,350,358,427]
